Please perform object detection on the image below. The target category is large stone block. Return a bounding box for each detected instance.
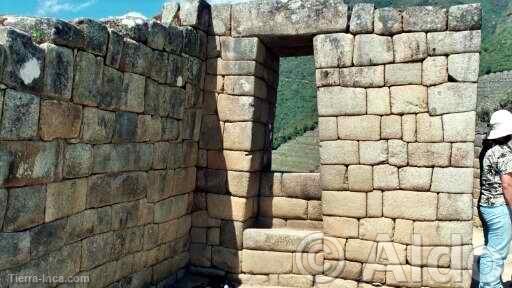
[154,194,189,223]
[399,167,432,191]
[381,115,402,139]
[394,219,413,245]
[209,150,263,172]
[338,115,381,141]
[390,85,427,114]
[317,87,366,116]
[221,37,265,63]
[385,264,422,287]
[320,140,359,165]
[448,4,481,31]
[408,143,451,167]
[210,4,231,35]
[313,33,353,68]
[81,232,113,270]
[213,246,242,273]
[373,165,399,191]
[0,89,39,140]
[217,94,268,123]
[367,87,390,115]
[427,31,481,55]
[92,143,152,173]
[353,34,394,66]
[0,231,30,270]
[448,53,479,82]
[377,242,407,264]
[414,221,472,246]
[40,100,82,141]
[393,33,428,63]
[348,165,373,192]
[416,113,443,143]
[403,6,447,32]
[422,267,471,288]
[431,168,474,194]
[72,51,103,106]
[242,250,292,274]
[350,4,375,34]
[207,194,255,221]
[41,43,73,99]
[422,56,448,86]
[223,122,265,151]
[316,69,339,88]
[383,190,437,220]
[74,19,108,56]
[4,185,46,231]
[374,7,402,35]
[260,197,308,219]
[361,263,386,283]
[345,239,377,263]
[243,228,319,252]
[46,179,87,222]
[359,218,394,242]
[323,191,366,218]
[224,76,267,98]
[402,115,416,142]
[385,63,422,86]
[428,83,477,116]
[279,274,314,287]
[367,190,383,218]
[118,38,152,76]
[320,165,348,191]
[231,0,348,37]
[112,112,138,143]
[319,117,338,141]
[282,173,321,200]
[359,141,387,165]
[443,112,476,142]
[451,142,475,168]
[339,66,384,88]
[438,193,473,220]
[227,171,260,197]
[388,140,408,167]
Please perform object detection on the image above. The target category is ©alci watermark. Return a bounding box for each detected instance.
[294,232,495,285]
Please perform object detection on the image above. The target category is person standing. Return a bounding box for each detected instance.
[479,110,512,288]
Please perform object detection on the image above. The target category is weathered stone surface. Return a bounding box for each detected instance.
[232,0,348,37]
[74,19,109,56]
[359,141,387,165]
[374,165,399,191]
[374,7,402,35]
[224,75,267,98]
[81,232,113,270]
[394,219,413,245]
[41,43,74,99]
[242,250,292,274]
[154,194,189,223]
[385,264,422,287]
[408,143,451,167]
[209,150,263,172]
[377,242,407,264]
[451,142,474,168]
[431,167,473,194]
[399,167,432,191]
[422,267,471,288]
[350,4,374,34]
[210,4,231,35]
[348,165,373,192]
[427,31,481,55]
[4,185,46,231]
[361,263,386,283]
[367,87,390,115]
[207,194,255,221]
[227,171,260,197]
[345,239,376,263]
[46,178,87,222]
[367,190,383,218]
[393,33,427,63]
[428,83,477,115]
[320,141,359,165]
[339,66,384,88]
[80,107,115,144]
[403,6,447,32]
[260,197,307,219]
[213,246,241,273]
[98,66,124,110]
[260,172,282,197]
[318,87,366,116]
[448,4,481,31]
[282,173,321,200]
[443,112,476,142]
[223,122,265,151]
[359,218,393,242]
[381,115,402,139]
[0,231,30,270]
[438,193,472,220]
[221,37,265,63]
[320,165,347,191]
[422,56,448,86]
[319,117,338,141]
[390,85,427,114]
[118,38,152,76]
[279,274,314,287]
[448,53,479,82]
[316,69,340,87]
[0,27,45,93]
[313,33,353,68]
[73,51,103,106]
[0,89,39,140]
[40,100,82,141]
[385,63,422,86]
[353,34,393,66]
[323,191,366,218]
[105,28,123,69]
[112,112,138,143]
[402,115,416,142]
[416,113,443,143]
[217,94,268,123]
[315,277,357,288]
[383,190,437,221]
[92,143,152,173]
[244,228,319,252]
[414,221,472,246]
[0,189,6,228]
[388,139,408,167]
[338,115,381,141]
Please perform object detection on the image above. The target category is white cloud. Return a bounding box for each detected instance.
[36,0,97,16]
[120,12,147,19]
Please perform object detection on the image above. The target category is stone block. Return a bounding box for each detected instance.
[438,193,472,220]
[0,189,5,228]
[217,94,268,123]
[353,34,394,66]
[431,168,474,194]
[227,171,260,197]
[362,263,387,283]
[74,19,108,56]
[451,142,474,168]
[367,190,383,217]
[313,33,353,68]
[448,4,481,31]
[408,143,451,167]
[98,66,124,110]
[92,143,152,174]
[242,250,292,274]
[207,194,255,221]
[40,100,82,141]
[443,112,476,142]
[0,231,30,270]
[359,218,394,242]
[81,232,113,270]
[416,113,443,142]
[120,72,145,113]
[224,76,267,98]
[427,31,481,55]
[367,87,390,115]
[208,228,220,245]
[243,228,319,252]
[210,4,231,35]
[41,43,73,99]
[399,167,432,191]
[0,89,39,140]
[260,172,283,197]
[385,264,422,287]
[320,140,359,165]
[451,245,474,270]
[112,112,138,143]
[345,239,377,263]
[220,220,246,249]
[223,122,265,151]
[385,63,422,86]
[45,179,87,222]
[0,27,45,93]
[414,221,472,246]
[338,115,381,141]
[81,108,115,144]
[210,150,263,172]
[359,141,388,165]
[383,190,437,221]
[388,140,408,167]
[402,114,416,142]
[317,87,366,116]
[316,69,340,87]
[4,185,46,231]
[403,6,447,32]
[221,37,265,63]
[118,38,152,76]
[448,53,479,82]
[339,66,384,88]
[408,245,450,268]
[154,194,188,223]
[212,246,241,273]
[381,115,402,139]
[390,85,427,114]
[394,219,413,245]
[393,33,427,63]
[323,191,366,218]
[282,173,321,200]
[320,165,348,191]
[374,165,399,191]
[374,7,402,35]
[377,242,407,264]
[281,274,314,286]
[315,277,357,288]
[259,197,307,219]
[350,3,374,34]
[322,236,347,261]
[319,117,338,141]
[422,267,471,288]
[72,51,103,106]
[308,200,322,220]
[348,165,373,192]
[422,56,448,86]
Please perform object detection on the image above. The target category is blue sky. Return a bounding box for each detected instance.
[0,0,245,20]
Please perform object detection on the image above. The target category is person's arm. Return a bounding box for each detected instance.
[502,173,512,206]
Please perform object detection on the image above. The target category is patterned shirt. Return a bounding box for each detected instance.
[480,142,512,207]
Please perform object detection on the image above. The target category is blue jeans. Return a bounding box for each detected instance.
[479,204,512,288]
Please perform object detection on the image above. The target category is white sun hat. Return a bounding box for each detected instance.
[488,110,512,140]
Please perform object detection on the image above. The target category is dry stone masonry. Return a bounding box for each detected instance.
[0,0,481,287]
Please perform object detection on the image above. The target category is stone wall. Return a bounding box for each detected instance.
[0,13,205,287]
